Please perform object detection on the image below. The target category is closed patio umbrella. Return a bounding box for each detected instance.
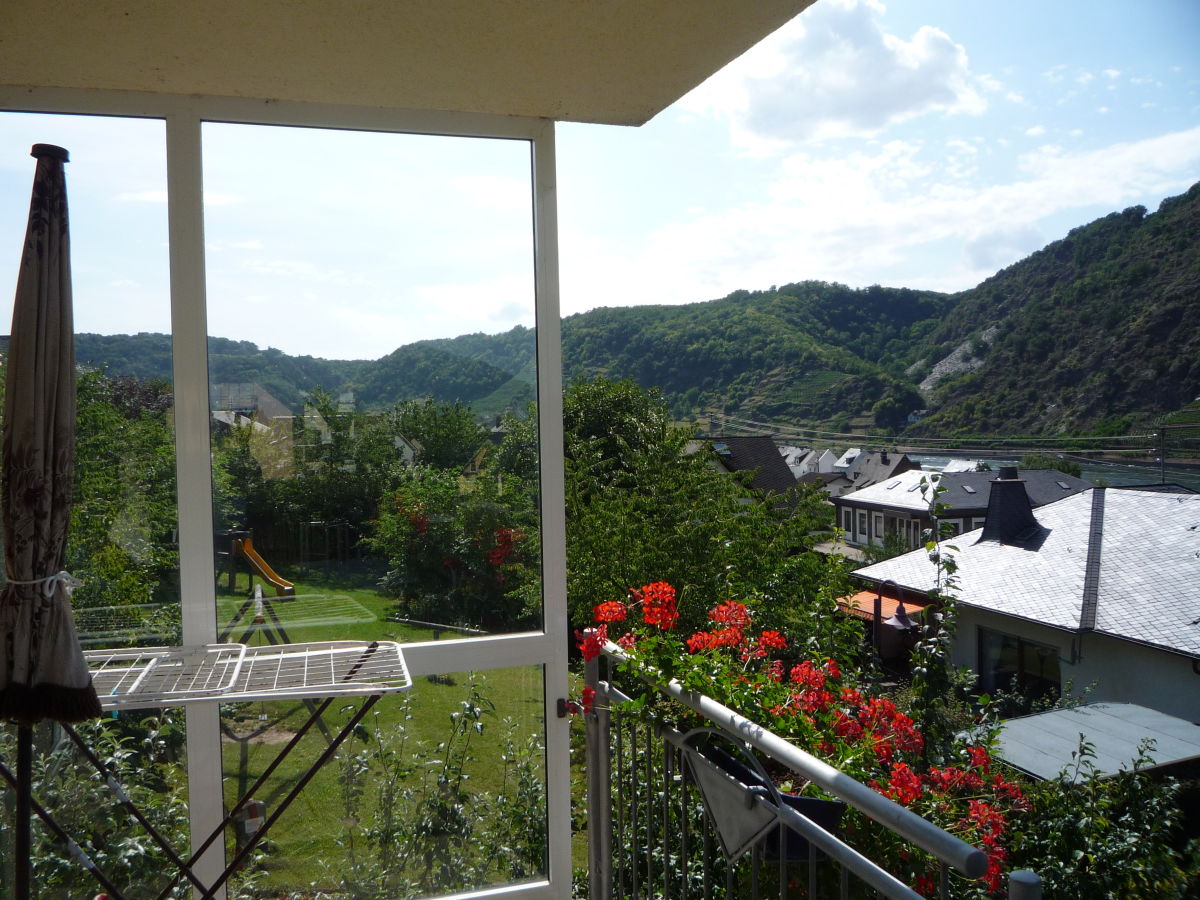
[1,144,101,898]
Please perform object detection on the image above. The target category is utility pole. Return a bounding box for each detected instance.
[1158,427,1166,484]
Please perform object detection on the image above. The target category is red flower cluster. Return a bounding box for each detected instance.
[684,600,789,662]
[575,625,608,662]
[634,582,679,630]
[409,512,429,536]
[856,742,1026,894]
[758,630,787,650]
[879,761,923,805]
[708,600,752,627]
[593,600,628,623]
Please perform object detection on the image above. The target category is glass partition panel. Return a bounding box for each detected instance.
[222,664,548,897]
[0,112,185,897]
[201,122,541,643]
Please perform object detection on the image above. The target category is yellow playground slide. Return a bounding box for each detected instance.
[234,536,296,597]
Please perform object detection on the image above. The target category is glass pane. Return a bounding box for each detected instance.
[201,123,547,897]
[202,123,541,643]
[221,664,548,897]
[0,112,185,896]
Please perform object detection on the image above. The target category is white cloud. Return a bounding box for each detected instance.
[1025,125,1047,137]
[560,125,1200,309]
[964,225,1045,272]
[1103,68,1121,81]
[1076,71,1095,86]
[680,0,985,149]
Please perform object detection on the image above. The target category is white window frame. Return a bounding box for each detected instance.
[0,87,570,900]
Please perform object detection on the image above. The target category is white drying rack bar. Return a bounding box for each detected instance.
[85,640,410,711]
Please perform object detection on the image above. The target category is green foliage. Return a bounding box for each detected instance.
[0,714,199,899]
[387,398,489,471]
[858,527,913,565]
[1007,740,1200,898]
[69,369,179,611]
[371,466,537,630]
[561,377,834,635]
[904,473,975,765]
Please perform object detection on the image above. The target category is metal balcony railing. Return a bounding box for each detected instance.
[583,646,1042,900]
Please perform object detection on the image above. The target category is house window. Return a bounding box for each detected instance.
[842,508,853,533]
[873,514,884,544]
[858,511,868,540]
[977,628,1060,702]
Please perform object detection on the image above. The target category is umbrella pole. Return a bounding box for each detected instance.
[15,724,32,900]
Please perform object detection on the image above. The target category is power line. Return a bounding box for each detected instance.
[699,411,1168,455]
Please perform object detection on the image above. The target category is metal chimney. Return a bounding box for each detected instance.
[977,467,1042,545]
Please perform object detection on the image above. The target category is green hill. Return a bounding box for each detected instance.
[41,181,1200,437]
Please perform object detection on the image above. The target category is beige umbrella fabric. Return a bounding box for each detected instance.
[0,144,100,724]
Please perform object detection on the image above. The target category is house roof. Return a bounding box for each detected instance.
[0,1,814,126]
[838,589,929,623]
[997,703,1200,782]
[846,451,920,489]
[834,468,1093,515]
[834,448,861,470]
[710,436,798,495]
[855,488,1200,659]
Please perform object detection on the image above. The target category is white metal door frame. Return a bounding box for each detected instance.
[0,86,571,900]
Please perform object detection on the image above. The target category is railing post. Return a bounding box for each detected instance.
[1008,870,1042,900]
[586,650,613,900]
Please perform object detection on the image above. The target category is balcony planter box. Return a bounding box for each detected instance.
[684,740,844,864]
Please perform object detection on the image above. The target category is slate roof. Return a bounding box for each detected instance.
[709,436,798,495]
[855,488,1200,658]
[845,452,920,489]
[834,468,1093,515]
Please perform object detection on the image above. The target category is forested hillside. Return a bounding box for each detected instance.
[905,182,1200,435]
[34,181,1199,437]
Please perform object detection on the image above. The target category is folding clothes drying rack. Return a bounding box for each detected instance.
[2,640,411,900]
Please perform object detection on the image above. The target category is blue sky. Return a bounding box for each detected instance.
[2,0,1198,361]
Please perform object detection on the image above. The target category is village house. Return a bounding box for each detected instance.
[709,435,799,495]
[851,470,1200,723]
[833,466,1092,549]
[780,444,837,479]
[802,448,920,499]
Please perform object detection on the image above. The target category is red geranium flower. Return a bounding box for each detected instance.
[593,600,628,623]
[575,625,608,662]
[708,601,751,627]
[635,582,679,630]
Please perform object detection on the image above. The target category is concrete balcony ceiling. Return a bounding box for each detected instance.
[0,0,814,126]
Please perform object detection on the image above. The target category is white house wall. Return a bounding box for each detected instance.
[955,607,1200,723]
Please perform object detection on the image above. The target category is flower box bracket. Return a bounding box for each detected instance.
[678,728,845,864]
